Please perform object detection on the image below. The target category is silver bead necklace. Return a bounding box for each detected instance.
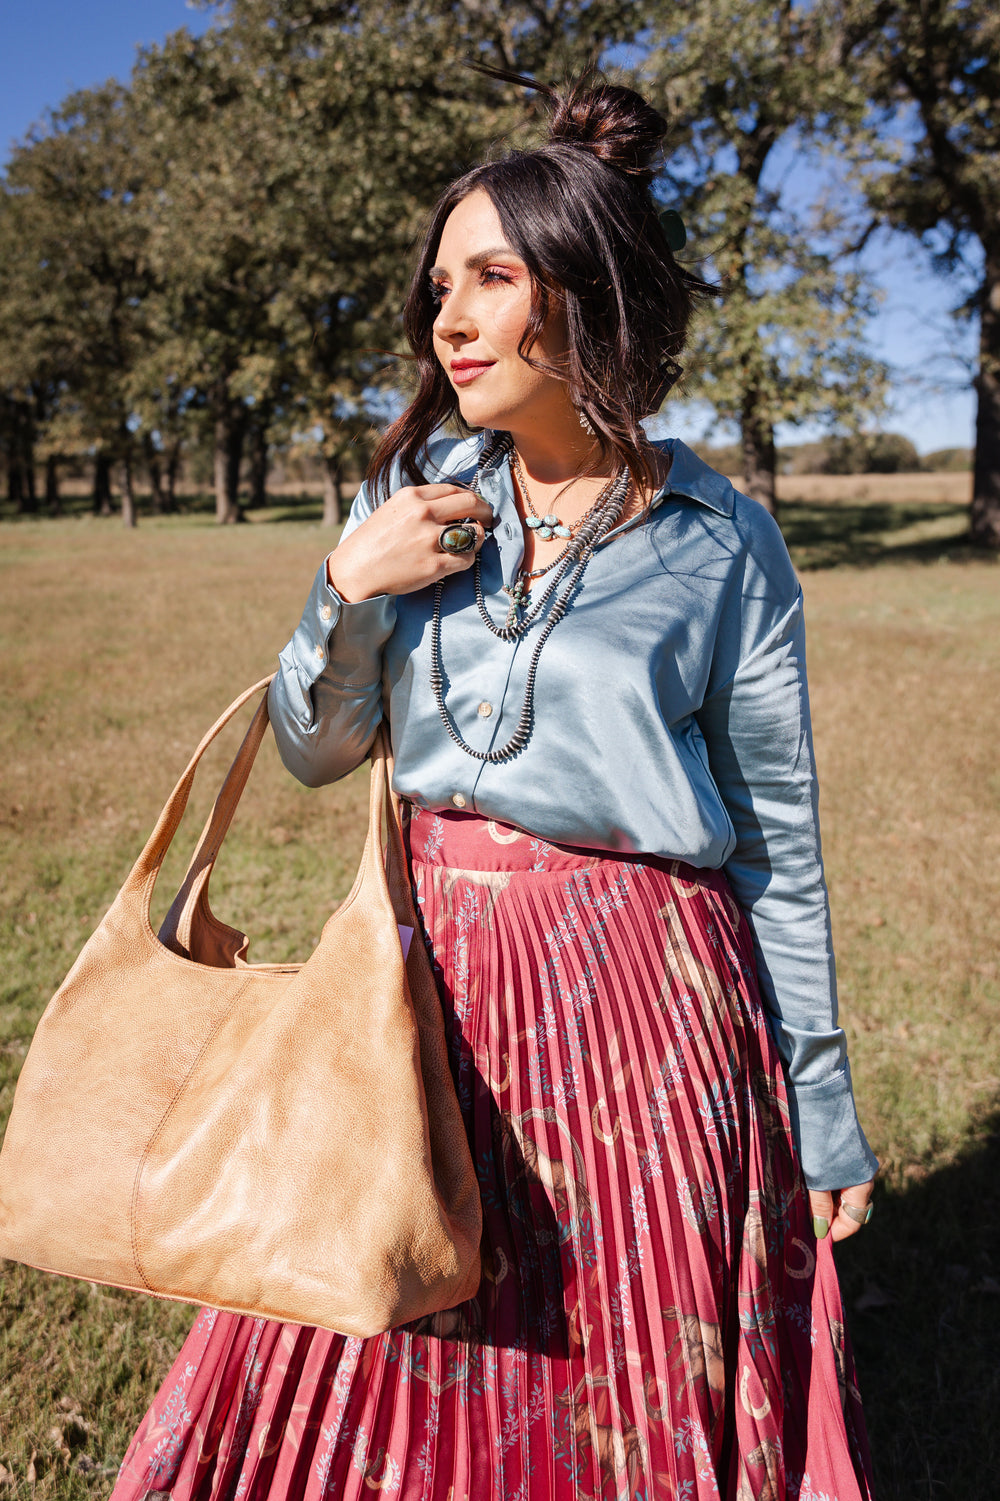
[429,432,631,764]
[503,449,631,623]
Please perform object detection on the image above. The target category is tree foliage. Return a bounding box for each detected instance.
[639,0,887,514]
[1,0,646,524]
[843,0,1000,546]
[3,0,991,542]
[0,85,151,523]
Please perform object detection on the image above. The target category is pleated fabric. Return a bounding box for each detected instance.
[111,807,873,1501]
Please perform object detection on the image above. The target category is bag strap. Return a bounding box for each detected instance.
[378,730,415,925]
[125,677,402,950]
[121,676,275,921]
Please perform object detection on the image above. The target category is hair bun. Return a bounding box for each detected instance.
[548,82,667,185]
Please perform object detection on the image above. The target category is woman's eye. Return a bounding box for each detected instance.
[428,280,449,304]
[482,267,514,287]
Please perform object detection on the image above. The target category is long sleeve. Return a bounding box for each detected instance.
[268,485,397,787]
[695,519,878,1191]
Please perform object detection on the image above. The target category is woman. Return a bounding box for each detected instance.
[113,73,878,1501]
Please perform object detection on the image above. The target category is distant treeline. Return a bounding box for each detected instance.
[1,2,996,543]
[696,438,973,478]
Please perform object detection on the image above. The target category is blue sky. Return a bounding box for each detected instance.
[0,0,977,454]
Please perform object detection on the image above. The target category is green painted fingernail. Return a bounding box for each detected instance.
[812,1215,830,1239]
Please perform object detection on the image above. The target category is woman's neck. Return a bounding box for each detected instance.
[503,410,606,485]
[501,425,671,507]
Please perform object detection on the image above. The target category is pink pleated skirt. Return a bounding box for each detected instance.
[111,807,873,1500]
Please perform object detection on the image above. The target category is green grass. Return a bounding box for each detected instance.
[0,493,998,1497]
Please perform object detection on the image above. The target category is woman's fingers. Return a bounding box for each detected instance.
[328,483,497,600]
[809,1181,875,1244]
[808,1188,835,1242]
[831,1182,875,1242]
[412,484,496,528]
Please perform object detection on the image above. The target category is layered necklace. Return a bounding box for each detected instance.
[502,447,627,617]
[429,431,632,764]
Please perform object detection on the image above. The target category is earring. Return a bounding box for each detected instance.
[577,407,596,437]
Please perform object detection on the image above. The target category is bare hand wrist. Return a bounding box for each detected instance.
[326,551,369,603]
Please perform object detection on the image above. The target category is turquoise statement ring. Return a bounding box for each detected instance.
[438,519,479,555]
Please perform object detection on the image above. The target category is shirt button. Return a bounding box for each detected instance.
[451,792,467,809]
[320,604,332,621]
[504,523,514,539]
[477,701,493,718]
[314,643,324,660]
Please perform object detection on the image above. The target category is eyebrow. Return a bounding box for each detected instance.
[427,247,522,278]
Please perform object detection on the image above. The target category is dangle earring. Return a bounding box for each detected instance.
[576,406,596,437]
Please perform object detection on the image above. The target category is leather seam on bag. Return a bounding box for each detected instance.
[129,976,253,1291]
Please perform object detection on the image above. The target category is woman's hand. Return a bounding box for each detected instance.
[809,1179,875,1243]
[328,484,496,602]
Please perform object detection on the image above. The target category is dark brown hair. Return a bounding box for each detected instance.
[368,69,714,501]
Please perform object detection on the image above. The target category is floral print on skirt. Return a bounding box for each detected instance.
[111,807,874,1501]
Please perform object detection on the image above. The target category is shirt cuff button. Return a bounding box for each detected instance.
[451,792,468,809]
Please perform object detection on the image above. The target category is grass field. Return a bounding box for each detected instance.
[0,484,998,1498]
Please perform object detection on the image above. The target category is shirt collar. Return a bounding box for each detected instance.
[651,439,735,517]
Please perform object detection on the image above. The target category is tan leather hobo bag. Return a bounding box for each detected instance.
[0,678,482,1336]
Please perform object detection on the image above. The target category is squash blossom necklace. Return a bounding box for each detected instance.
[429,431,631,764]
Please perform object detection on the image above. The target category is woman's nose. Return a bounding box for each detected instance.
[433,289,475,344]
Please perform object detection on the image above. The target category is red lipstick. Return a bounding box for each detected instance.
[450,359,495,385]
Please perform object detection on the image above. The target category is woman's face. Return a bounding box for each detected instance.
[430,189,573,437]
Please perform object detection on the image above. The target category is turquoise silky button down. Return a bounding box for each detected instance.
[268,431,879,1197]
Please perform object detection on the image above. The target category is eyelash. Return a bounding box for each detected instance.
[429,267,514,303]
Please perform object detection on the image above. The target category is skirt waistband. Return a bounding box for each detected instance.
[404,803,707,881]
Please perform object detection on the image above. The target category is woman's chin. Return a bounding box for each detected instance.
[455,394,511,431]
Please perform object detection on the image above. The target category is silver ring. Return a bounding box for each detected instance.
[438,518,478,555]
[841,1201,873,1226]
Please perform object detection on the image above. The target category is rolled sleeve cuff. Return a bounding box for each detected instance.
[786,1062,880,1191]
[286,560,395,702]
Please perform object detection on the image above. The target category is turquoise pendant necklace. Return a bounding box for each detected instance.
[505,447,628,627]
[512,448,584,540]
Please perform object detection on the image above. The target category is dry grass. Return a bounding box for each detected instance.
[776,471,971,506]
[0,489,998,1498]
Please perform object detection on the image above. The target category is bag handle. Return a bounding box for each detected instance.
[121,677,275,923]
[123,677,405,948]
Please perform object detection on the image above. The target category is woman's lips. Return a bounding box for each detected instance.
[451,360,495,386]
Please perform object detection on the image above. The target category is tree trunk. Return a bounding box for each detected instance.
[93,452,113,516]
[45,454,62,516]
[213,386,245,524]
[165,441,181,511]
[15,403,37,514]
[120,449,137,529]
[971,245,1000,549]
[740,397,778,517]
[247,417,268,509]
[322,451,345,527]
[6,437,24,508]
[144,433,165,515]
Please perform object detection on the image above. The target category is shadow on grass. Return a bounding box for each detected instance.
[6,491,992,570]
[780,499,980,571]
[838,1109,1000,1500]
[0,491,335,526]
[256,498,326,524]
